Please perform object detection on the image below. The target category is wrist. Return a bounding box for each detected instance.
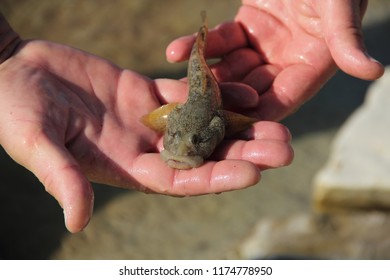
[0,13,21,64]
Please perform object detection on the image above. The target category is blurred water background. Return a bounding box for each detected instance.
[0,0,389,259]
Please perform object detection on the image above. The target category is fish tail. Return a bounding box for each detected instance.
[196,11,208,53]
[201,10,207,28]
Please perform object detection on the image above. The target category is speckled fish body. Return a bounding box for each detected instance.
[159,11,226,169]
[142,12,257,169]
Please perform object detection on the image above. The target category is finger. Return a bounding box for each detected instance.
[154,79,260,110]
[153,78,188,104]
[219,82,259,109]
[131,153,260,196]
[212,139,294,170]
[237,121,292,142]
[20,133,93,233]
[166,21,247,63]
[256,63,332,121]
[241,64,281,95]
[319,0,384,80]
[211,48,264,82]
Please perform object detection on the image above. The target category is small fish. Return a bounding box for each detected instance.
[142,11,257,169]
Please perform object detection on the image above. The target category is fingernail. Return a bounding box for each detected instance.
[88,193,95,223]
[364,51,381,64]
[63,207,70,230]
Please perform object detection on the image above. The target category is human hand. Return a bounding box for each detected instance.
[166,0,385,121]
[0,39,293,232]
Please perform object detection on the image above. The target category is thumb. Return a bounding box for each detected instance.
[19,134,94,233]
[319,0,384,80]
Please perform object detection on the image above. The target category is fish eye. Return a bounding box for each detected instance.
[190,134,200,145]
[168,129,181,139]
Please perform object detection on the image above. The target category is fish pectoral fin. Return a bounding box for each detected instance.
[223,110,258,137]
[141,103,180,133]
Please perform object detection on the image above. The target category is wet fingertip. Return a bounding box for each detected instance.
[63,192,94,233]
[366,53,385,79]
[165,37,194,63]
[212,160,261,192]
[63,206,91,234]
[280,143,294,167]
[166,48,180,63]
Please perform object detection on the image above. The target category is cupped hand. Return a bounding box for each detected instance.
[166,0,384,121]
[0,39,293,232]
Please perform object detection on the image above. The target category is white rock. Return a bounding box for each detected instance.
[313,67,390,211]
[238,213,390,259]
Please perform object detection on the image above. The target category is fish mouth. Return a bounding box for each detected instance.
[161,150,204,169]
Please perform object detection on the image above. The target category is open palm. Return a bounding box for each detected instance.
[0,39,292,232]
[167,0,384,121]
